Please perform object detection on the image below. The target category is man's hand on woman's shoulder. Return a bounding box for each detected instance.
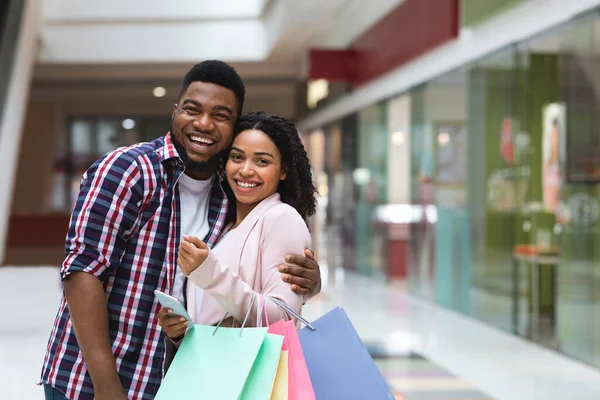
[279,248,321,296]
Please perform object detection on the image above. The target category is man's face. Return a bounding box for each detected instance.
[171,81,237,177]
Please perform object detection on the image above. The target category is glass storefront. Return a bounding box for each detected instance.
[52,117,171,211]
[307,7,600,368]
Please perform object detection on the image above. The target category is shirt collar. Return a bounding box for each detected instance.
[160,132,181,164]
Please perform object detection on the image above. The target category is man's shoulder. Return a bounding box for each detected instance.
[114,136,165,162]
[98,137,166,171]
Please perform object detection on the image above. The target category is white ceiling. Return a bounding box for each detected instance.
[35,0,405,81]
[32,0,404,120]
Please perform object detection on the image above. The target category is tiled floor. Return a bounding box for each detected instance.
[376,356,492,400]
[2,265,600,399]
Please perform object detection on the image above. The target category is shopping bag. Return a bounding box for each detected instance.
[268,320,290,400]
[270,350,289,400]
[240,333,284,400]
[297,307,395,400]
[157,293,282,400]
[267,318,315,399]
[155,325,268,399]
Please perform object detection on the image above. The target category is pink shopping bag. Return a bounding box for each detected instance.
[268,320,315,400]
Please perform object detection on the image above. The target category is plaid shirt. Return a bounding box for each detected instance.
[40,133,228,399]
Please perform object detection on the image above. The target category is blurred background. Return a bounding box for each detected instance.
[3,0,600,399]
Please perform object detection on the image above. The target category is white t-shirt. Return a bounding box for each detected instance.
[172,173,213,305]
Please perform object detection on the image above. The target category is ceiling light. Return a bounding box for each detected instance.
[122,119,136,130]
[438,132,450,146]
[391,131,405,146]
[153,86,167,98]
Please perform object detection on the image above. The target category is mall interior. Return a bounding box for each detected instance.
[3,0,600,399]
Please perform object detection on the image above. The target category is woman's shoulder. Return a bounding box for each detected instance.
[263,201,304,224]
[260,201,309,238]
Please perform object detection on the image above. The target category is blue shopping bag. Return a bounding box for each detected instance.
[269,299,394,399]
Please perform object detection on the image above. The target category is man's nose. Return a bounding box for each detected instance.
[193,113,214,130]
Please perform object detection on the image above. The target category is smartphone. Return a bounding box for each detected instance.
[154,290,195,327]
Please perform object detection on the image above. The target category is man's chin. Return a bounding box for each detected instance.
[184,156,221,174]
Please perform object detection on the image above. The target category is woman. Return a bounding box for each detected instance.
[543,118,561,213]
[158,111,317,341]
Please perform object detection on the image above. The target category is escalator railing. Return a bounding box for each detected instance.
[0,0,27,128]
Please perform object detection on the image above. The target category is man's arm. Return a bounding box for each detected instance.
[61,152,142,399]
[65,273,128,400]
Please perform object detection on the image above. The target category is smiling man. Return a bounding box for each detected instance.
[40,61,322,400]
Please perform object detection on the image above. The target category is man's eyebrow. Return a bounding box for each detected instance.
[182,99,200,107]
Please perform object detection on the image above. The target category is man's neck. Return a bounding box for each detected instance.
[184,170,214,181]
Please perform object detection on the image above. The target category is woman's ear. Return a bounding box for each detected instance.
[280,165,288,181]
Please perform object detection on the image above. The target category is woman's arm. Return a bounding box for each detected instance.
[180,207,310,326]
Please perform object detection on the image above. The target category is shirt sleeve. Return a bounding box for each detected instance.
[187,207,310,326]
[61,151,142,282]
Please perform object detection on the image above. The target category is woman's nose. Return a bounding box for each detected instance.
[240,161,254,176]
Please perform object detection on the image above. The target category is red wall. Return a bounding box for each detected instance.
[7,214,69,247]
[310,0,459,86]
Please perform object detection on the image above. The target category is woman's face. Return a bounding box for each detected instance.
[226,129,286,208]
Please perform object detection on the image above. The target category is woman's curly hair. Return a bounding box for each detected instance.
[223,111,317,221]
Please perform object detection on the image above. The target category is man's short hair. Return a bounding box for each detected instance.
[179,60,246,117]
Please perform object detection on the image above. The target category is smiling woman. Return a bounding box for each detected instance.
[224,111,318,227]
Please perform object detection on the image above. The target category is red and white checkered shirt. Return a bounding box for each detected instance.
[40,133,228,399]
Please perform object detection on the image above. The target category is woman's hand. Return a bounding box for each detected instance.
[157,307,189,340]
[178,235,210,275]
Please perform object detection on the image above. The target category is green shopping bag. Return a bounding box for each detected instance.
[240,333,284,400]
[156,325,268,399]
[156,294,284,400]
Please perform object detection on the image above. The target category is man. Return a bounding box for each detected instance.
[40,60,321,400]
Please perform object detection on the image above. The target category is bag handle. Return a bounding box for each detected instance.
[268,296,316,331]
[256,294,270,328]
[213,292,257,337]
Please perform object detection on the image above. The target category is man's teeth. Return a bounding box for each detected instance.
[237,181,258,188]
[190,136,214,145]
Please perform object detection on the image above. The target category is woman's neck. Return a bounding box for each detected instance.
[232,201,257,229]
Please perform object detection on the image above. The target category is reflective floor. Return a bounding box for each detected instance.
[2,266,600,399]
[376,356,492,400]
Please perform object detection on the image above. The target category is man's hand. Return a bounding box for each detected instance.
[178,235,209,275]
[279,249,321,296]
[157,307,189,340]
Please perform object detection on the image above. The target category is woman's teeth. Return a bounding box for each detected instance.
[237,181,258,188]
